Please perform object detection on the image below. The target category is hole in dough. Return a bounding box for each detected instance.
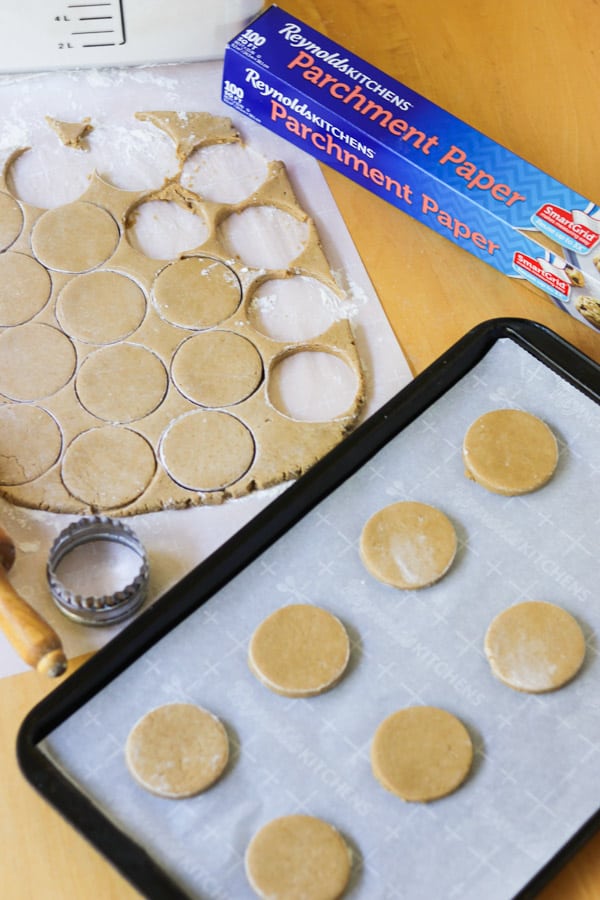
[31,202,119,273]
[268,350,359,421]
[171,331,263,407]
[181,143,268,203]
[152,257,241,329]
[76,344,168,423]
[219,205,309,269]
[0,252,52,325]
[126,199,208,260]
[0,323,76,401]
[0,405,62,485]
[7,146,94,208]
[248,275,344,342]
[61,426,156,509]
[0,191,23,250]
[93,123,179,191]
[56,271,146,344]
[160,409,255,491]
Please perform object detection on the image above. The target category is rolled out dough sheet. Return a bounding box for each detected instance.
[1,112,366,515]
[0,61,411,678]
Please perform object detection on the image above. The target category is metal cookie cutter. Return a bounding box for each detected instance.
[47,516,149,626]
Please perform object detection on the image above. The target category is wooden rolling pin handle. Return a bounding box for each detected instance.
[0,564,67,678]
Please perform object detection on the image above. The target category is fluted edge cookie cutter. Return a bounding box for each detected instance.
[47,516,149,626]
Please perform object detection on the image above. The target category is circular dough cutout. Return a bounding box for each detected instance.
[245,814,351,900]
[181,143,268,203]
[484,600,586,693]
[161,410,254,491]
[268,351,360,422]
[62,426,156,509]
[172,331,263,407]
[0,405,62,485]
[76,344,168,423]
[219,205,309,269]
[126,702,229,798]
[31,201,119,273]
[249,604,350,697]
[0,191,23,250]
[127,199,208,259]
[248,276,343,342]
[371,706,473,802]
[153,257,241,329]
[360,501,457,590]
[0,323,76,401]
[463,408,558,495]
[56,271,146,344]
[0,252,51,325]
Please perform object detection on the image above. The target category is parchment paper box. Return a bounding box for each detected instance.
[222,5,600,332]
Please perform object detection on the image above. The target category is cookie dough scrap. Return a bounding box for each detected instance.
[371,706,473,802]
[463,408,558,496]
[484,600,586,693]
[45,116,94,150]
[248,604,350,697]
[245,814,352,900]
[125,702,229,798]
[360,501,457,589]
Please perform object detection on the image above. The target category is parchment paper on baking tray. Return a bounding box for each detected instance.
[39,335,600,899]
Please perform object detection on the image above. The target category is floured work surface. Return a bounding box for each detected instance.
[0,62,409,677]
[0,111,364,515]
[36,331,600,900]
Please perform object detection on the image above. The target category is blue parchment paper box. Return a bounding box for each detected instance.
[223,5,600,331]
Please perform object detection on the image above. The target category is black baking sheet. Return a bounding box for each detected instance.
[17,318,600,899]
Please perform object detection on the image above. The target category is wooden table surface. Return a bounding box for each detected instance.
[2,1,600,897]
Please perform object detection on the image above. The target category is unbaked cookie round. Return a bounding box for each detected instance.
[484,600,586,693]
[125,702,229,798]
[76,344,168,423]
[245,814,352,900]
[371,706,473,802]
[31,201,120,273]
[248,604,350,697]
[152,256,241,329]
[0,191,23,250]
[171,330,263,407]
[56,270,147,344]
[0,323,76,401]
[360,501,457,589]
[62,426,156,509]
[0,251,51,325]
[160,410,255,491]
[0,405,62,484]
[463,408,558,495]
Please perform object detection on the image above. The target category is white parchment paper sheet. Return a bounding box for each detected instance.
[0,61,410,677]
[41,338,600,899]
